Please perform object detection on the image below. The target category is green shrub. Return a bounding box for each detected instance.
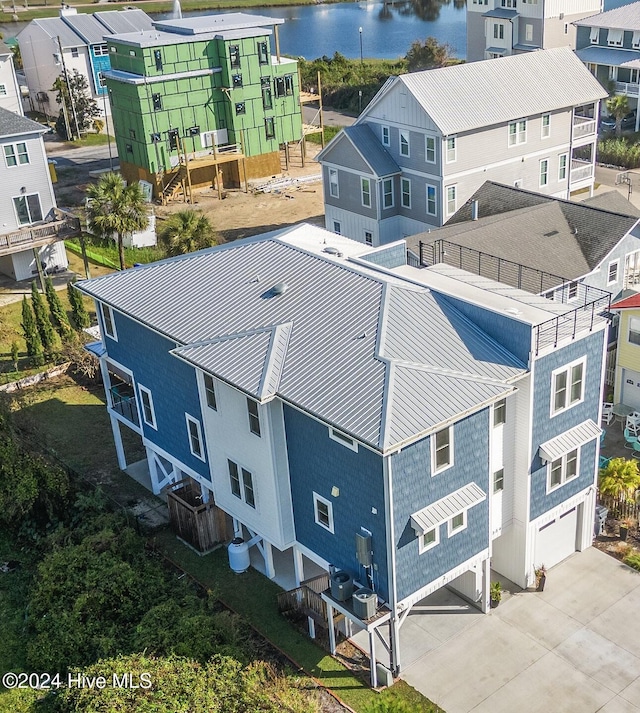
[597,136,640,168]
[623,551,640,572]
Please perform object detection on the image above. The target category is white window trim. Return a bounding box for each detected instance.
[550,356,586,417]
[541,113,550,139]
[399,130,410,157]
[446,185,457,216]
[425,135,436,164]
[3,141,29,168]
[13,192,42,226]
[493,398,506,427]
[137,384,157,429]
[185,413,205,461]
[247,397,261,437]
[100,302,118,341]
[382,125,390,147]
[508,119,527,148]
[361,177,372,208]
[329,427,358,452]
[401,177,411,209]
[607,259,620,286]
[0,83,7,95]
[382,178,394,209]
[313,492,334,533]
[590,27,599,44]
[546,446,580,494]
[328,168,339,198]
[539,158,549,187]
[426,184,437,216]
[448,510,467,536]
[418,525,440,553]
[558,153,568,182]
[364,230,373,246]
[445,135,457,163]
[493,468,505,494]
[228,458,256,508]
[203,372,217,410]
[333,221,341,235]
[431,425,454,475]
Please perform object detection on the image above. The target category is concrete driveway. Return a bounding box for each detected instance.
[401,548,640,712]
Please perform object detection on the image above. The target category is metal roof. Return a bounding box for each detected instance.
[483,8,518,18]
[575,2,640,31]
[95,9,155,35]
[29,17,82,48]
[0,106,46,138]
[63,14,112,45]
[576,45,640,69]
[153,13,283,35]
[410,482,486,533]
[539,419,601,462]
[395,47,607,136]
[319,125,400,178]
[77,227,527,453]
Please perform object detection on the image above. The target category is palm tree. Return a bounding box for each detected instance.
[599,457,640,502]
[86,173,148,270]
[606,94,631,137]
[158,209,218,257]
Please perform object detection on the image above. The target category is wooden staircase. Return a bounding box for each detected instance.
[160,165,187,204]
[277,573,338,627]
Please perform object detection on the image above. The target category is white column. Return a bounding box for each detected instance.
[110,414,127,470]
[327,604,336,654]
[199,481,210,504]
[293,546,304,587]
[146,447,159,493]
[369,630,378,688]
[264,541,275,580]
[233,518,242,538]
[308,617,316,639]
[481,557,490,614]
[390,616,401,676]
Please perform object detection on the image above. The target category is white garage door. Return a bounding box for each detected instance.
[534,507,578,570]
[621,369,640,411]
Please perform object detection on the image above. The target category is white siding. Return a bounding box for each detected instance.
[0,54,23,115]
[365,82,441,133]
[10,242,68,282]
[324,205,380,245]
[543,0,601,19]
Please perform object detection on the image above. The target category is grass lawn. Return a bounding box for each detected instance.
[307,126,343,145]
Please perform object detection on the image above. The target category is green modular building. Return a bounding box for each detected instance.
[104,13,303,200]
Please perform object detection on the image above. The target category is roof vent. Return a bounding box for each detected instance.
[323,246,343,257]
[272,282,288,296]
[505,307,522,316]
[543,230,559,237]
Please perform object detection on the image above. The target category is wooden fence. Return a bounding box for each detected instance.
[167,479,230,553]
[599,493,640,522]
[277,573,330,625]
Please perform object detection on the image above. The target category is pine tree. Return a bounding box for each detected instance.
[31,282,57,358]
[67,278,90,330]
[45,277,73,339]
[21,296,44,367]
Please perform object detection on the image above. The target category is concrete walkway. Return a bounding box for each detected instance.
[401,548,640,713]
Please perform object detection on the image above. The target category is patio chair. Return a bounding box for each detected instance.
[628,411,640,429]
[602,402,614,425]
[624,428,639,449]
[626,418,640,435]
[599,455,611,469]
[600,429,606,447]
[632,442,640,459]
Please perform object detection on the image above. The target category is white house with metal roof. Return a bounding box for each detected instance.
[466,0,602,63]
[317,48,607,246]
[0,41,23,116]
[575,1,640,131]
[17,8,154,120]
[77,222,607,686]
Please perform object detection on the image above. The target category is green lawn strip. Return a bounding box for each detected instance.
[154,529,440,712]
[65,238,165,270]
[64,240,121,271]
[306,125,343,145]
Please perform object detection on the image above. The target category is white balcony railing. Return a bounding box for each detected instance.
[615,81,640,97]
[570,159,594,184]
[572,115,596,139]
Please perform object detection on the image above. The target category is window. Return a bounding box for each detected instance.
[425,135,436,163]
[274,75,294,97]
[313,492,334,533]
[228,460,256,508]
[265,117,275,139]
[152,93,162,111]
[500,0,516,6]
[168,128,179,150]
[329,426,358,452]
[547,449,579,492]
[261,77,272,109]
[110,46,116,53]
[551,359,585,415]
[448,511,466,536]
[558,153,567,181]
[493,398,506,426]
[607,260,619,286]
[150,132,161,143]
[0,84,6,95]
[100,303,117,340]
[129,129,136,139]
[426,184,437,216]
[493,23,504,40]
[71,47,79,58]
[364,231,373,246]
[13,194,42,225]
[508,120,527,146]
[185,414,205,460]
[154,49,163,71]
[589,27,599,44]
[203,373,217,410]
[564,23,568,35]
[235,102,246,115]
[284,75,294,95]
[446,136,456,162]
[419,526,439,553]
[229,45,240,68]
[94,44,109,56]
[257,41,269,65]
[232,74,243,88]
[539,159,549,187]
[333,221,341,234]
[568,281,578,300]
[383,178,394,209]
[400,131,409,157]
[329,168,339,198]
[432,425,453,474]
[247,397,261,436]
[633,31,640,49]
[629,317,640,345]
[125,144,133,154]
[97,72,106,88]
[4,142,29,167]
[607,29,623,47]
[541,113,550,138]
[382,125,390,146]
[525,23,533,42]
[493,468,504,494]
[446,185,457,215]
[361,177,371,207]
[129,50,136,57]
[138,385,156,429]
[401,177,411,208]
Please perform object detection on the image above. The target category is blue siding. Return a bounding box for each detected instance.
[360,243,406,269]
[283,405,389,601]
[529,330,605,520]
[391,409,490,603]
[89,46,110,96]
[104,309,211,480]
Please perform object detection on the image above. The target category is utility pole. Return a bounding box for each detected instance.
[102,85,113,171]
[57,36,80,140]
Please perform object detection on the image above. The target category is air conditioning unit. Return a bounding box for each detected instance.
[353,587,377,619]
[330,571,353,601]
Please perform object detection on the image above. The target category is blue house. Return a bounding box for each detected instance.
[78,224,607,684]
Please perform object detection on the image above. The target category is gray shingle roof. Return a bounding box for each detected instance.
[575,1,640,31]
[395,47,607,136]
[408,181,639,277]
[583,191,640,217]
[0,106,46,138]
[78,229,526,453]
[339,125,400,178]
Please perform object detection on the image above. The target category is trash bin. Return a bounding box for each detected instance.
[595,504,608,537]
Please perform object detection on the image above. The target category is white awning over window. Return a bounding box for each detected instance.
[608,29,623,46]
[410,482,486,535]
[590,27,599,44]
[538,419,601,463]
[633,31,640,48]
